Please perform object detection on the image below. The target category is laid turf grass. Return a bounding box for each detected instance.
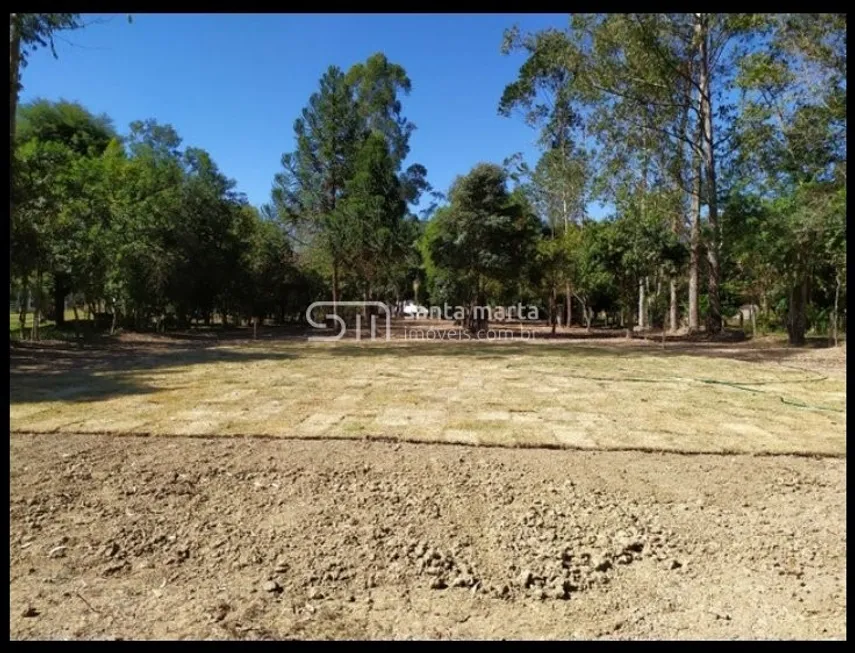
[9,339,846,456]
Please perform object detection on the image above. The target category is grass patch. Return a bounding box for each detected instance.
[9,309,88,341]
[9,338,846,456]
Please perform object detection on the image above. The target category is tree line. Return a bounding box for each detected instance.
[490,13,846,345]
[9,14,846,346]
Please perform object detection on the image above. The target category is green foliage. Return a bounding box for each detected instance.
[499,13,845,341]
[345,52,414,169]
[421,163,540,325]
[735,13,846,190]
[11,100,302,335]
[335,132,407,296]
[271,53,430,305]
[13,13,83,69]
[17,99,115,157]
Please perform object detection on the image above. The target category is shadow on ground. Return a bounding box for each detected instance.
[314,337,839,367]
[10,341,296,404]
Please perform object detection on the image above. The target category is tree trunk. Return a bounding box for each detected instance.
[697,13,722,334]
[31,270,41,341]
[476,286,487,334]
[72,302,83,348]
[786,277,808,346]
[110,300,118,335]
[749,302,756,339]
[53,273,69,327]
[624,301,630,338]
[669,277,678,332]
[651,276,659,327]
[17,277,28,340]
[549,285,557,335]
[549,285,558,335]
[565,281,572,328]
[670,72,689,337]
[688,168,701,334]
[638,278,646,329]
[331,260,339,320]
[832,272,841,347]
[10,15,20,271]
[466,297,487,336]
[687,50,703,334]
[18,303,27,341]
[574,294,590,333]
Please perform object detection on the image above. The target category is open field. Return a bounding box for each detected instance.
[10,327,847,456]
[9,328,847,639]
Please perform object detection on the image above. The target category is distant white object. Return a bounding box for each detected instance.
[402,301,429,318]
[732,304,760,321]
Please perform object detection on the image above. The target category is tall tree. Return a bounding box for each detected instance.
[422,163,540,334]
[334,131,407,304]
[10,14,83,286]
[273,54,429,311]
[500,27,590,325]
[345,52,414,170]
[734,13,846,344]
[13,100,116,327]
[501,14,766,334]
[272,66,363,309]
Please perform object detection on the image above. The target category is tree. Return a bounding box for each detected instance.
[10,14,84,282]
[272,54,429,313]
[273,66,365,310]
[597,204,687,338]
[500,14,770,335]
[13,100,117,330]
[734,13,846,345]
[568,220,618,331]
[345,52,414,170]
[422,163,540,334]
[10,14,83,154]
[500,27,590,325]
[334,132,407,307]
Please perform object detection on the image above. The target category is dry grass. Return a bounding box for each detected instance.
[9,336,846,456]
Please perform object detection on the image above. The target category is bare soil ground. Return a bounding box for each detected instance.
[9,434,845,640]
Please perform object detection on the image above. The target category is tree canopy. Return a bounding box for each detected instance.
[9,15,847,347]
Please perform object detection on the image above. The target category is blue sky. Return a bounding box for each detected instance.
[20,13,610,216]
